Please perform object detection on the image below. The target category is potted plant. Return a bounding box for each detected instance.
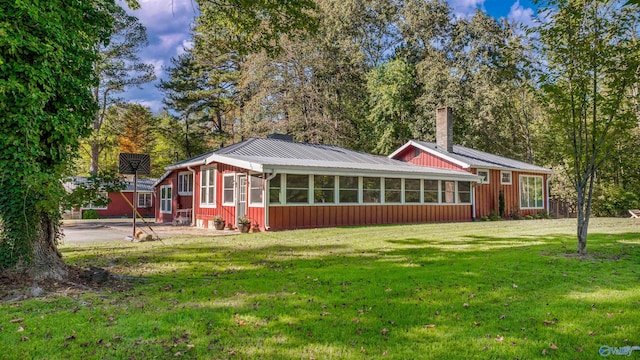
[237,216,251,233]
[213,215,225,230]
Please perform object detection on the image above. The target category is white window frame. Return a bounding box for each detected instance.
[477,169,490,184]
[500,171,512,185]
[177,171,193,195]
[249,175,264,207]
[519,175,544,209]
[222,173,235,206]
[82,192,109,210]
[160,185,172,214]
[200,166,217,208]
[137,192,153,208]
[457,181,472,204]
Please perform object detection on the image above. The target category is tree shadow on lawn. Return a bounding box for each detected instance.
[47,232,640,359]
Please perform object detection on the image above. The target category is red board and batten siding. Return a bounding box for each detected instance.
[473,169,548,219]
[94,192,154,218]
[395,147,463,170]
[268,204,472,230]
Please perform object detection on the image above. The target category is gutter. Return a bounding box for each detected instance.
[187,166,197,227]
[264,172,278,230]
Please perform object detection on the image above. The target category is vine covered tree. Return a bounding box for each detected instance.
[0,0,117,279]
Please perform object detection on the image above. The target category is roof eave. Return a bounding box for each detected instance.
[390,140,471,169]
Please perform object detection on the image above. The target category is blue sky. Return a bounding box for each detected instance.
[123,0,537,113]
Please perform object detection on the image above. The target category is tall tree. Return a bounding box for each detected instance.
[88,3,155,175]
[536,0,639,254]
[0,0,115,279]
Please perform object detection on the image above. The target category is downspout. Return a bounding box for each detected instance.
[471,182,477,221]
[187,166,196,227]
[264,172,278,230]
[546,176,551,216]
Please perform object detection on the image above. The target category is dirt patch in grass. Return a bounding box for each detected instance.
[0,265,131,302]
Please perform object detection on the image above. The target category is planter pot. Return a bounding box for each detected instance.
[238,224,250,233]
[214,222,225,230]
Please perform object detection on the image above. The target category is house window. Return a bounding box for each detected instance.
[200,167,216,207]
[458,181,471,204]
[269,174,281,204]
[384,178,401,203]
[363,177,381,203]
[177,172,193,195]
[138,193,152,208]
[477,169,489,184]
[339,176,358,203]
[160,186,172,214]
[441,180,455,203]
[223,174,235,206]
[404,179,421,203]
[501,171,512,185]
[286,174,309,203]
[314,175,335,204]
[249,175,263,206]
[83,192,109,210]
[424,180,439,203]
[520,175,544,209]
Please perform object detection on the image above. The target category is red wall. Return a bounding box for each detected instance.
[94,192,154,218]
[473,169,548,219]
[268,204,472,230]
[395,146,463,170]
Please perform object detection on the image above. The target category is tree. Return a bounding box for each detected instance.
[88,3,155,175]
[0,0,115,279]
[536,0,639,254]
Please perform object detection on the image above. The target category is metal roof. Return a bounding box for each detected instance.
[405,140,552,173]
[63,176,157,192]
[164,138,481,181]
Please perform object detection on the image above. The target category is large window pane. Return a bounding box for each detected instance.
[441,180,455,203]
[363,177,381,203]
[405,179,421,203]
[424,180,438,203]
[339,176,358,203]
[269,174,281,204]
[250,175,263,205]
[458,181,471,203]
[200,167,216,207]
[520,175,544,209]
[314,175,335,203]
[286,174,309,203]
[384,178,401,203]
[223,175,234,205]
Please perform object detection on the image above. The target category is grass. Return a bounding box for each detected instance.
[2,218,640,359]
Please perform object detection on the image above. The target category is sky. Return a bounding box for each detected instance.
[122,0,538,113]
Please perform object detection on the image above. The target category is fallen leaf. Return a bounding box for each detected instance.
[187,344,195,349]
[607,313,614,318]
[542,349,548,356]
[385,288,392,292]
[623,339,629,344]
[495,335,504,342]
[550,343,558,350]
[21,336,29,341]
[9,318,24,323]
[463,303,469,307]
[423,324,436,329]
[473,322,481,327]
[65,335,76,341]
[576,347,583,352]
[588,331,595,336]
[237,321,246,326]
[470,292,476,298]
[360,347,366,353]
[543,319,556,325]
[380,328,389,335]
[17,326,24,332]
[512,284,518,288]
[173,351,183,357]
[382,350,388,356]
[499,314,506,320]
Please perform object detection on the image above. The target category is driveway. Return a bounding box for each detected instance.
[61,219,234,245]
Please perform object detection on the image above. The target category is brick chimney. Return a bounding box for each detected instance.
[436,107,453,153]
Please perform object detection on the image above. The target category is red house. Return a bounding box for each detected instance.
[154,108,551,230]
[390,108,552,219]
[65,177,157,218]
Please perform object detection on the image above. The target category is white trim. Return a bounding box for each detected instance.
[160,185,172,214]
[205,154,264,172]
[199,166,217,208]
[519,175,545,210]
[177,171,194,195]
[264,165,480,182]
[388,140,471,168]
[249,174,265,207]
[477,169,490,184]
[137,192,153,208]
[222,173,235,206]
[500,171,512,185]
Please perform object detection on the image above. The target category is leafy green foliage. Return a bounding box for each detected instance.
[81,209,99,220]
[61,173,126,211]
[0,0,115,269]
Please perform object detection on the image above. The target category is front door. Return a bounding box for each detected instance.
[236,174,247,225]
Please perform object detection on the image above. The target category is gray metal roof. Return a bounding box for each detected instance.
[63,176,157,192]
[210,138,479,179]
[410,140,552,173]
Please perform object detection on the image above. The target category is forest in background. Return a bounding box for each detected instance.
[79,0,640,217]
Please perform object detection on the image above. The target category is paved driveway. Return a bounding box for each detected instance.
[61,219,232,245]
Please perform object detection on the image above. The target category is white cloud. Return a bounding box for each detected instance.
[507,1,535,28]
[147,58,165,78]
[132,99,164,113]
[177,39,194,56]
[447,0,485,18]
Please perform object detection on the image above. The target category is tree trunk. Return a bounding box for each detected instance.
[90,142,99,176]
[27,213,67,281]
[576,188,589,255]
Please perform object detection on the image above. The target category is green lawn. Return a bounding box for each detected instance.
[2,218,640,359]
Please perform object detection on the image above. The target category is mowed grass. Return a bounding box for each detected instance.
[2,218,640,359]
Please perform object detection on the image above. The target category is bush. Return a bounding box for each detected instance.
[592,184,640,217]
[82,209,99,219]
[524,215,533,220]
